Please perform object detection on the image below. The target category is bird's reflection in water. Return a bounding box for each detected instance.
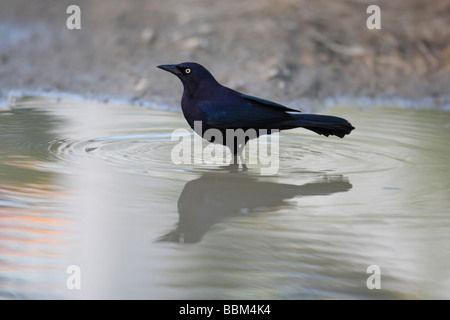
[160,170,352,244]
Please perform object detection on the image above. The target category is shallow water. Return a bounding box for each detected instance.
[1,97,449,299]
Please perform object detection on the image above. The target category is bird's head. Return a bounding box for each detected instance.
[157,62,218,95]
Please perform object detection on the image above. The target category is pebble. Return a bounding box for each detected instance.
[141,27,156,44]
[260,68,279,81]
[133,77,148,92]
[180,37,208,50]
[196,24,213,35]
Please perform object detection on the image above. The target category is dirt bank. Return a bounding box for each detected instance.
[1,0,449,109]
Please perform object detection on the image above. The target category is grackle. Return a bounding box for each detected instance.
[157,62,354,164]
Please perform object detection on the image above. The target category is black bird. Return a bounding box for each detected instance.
[158,62,354,163]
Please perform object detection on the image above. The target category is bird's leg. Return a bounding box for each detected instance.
[225,140,248,172]
[235,143,248,171]
[220,144,239,172]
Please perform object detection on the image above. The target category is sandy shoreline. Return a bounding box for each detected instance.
[1,0,449,110]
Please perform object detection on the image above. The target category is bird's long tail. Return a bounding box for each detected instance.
[288,114,355,138]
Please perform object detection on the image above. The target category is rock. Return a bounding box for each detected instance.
[226,79,246,91]
[141,27,156,44]
[196,23,213,35]
[176,12,193,25]
[180,37,208,50]
[133,77,148,92]
[260,67,279,81]
[277,80,286,89]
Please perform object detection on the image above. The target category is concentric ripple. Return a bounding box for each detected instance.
[29,103,449,178]
[46,132,181,173]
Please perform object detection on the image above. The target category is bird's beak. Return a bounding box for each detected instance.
[157,64,182,76]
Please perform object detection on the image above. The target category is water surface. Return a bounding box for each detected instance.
[1,97,449,299]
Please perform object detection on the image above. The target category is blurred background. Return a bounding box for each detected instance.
[1,0,449,107]
[1,0,450,300]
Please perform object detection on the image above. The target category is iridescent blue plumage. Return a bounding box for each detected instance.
[157,62,354,155]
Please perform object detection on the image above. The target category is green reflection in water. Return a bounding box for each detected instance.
[0,105,62,186]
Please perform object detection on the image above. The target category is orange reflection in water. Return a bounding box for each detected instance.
[0,184,75,298]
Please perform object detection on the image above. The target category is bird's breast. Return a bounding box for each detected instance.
[181,100,202,130]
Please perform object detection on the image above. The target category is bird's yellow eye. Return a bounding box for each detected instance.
[185,68,191,74]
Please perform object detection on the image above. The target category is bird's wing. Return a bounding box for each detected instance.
[241,93,301,113]
[199,93,301,129]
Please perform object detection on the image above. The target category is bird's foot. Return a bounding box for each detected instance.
[227,155,248,172]
[220,163,240,172]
